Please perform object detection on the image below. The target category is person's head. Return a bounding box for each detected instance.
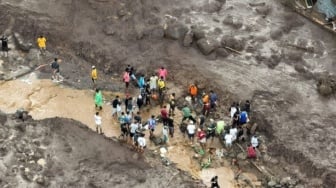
[116,95,119,99]
[92,65,95,69]
[210,118,214,123]
[127,64,130,67]
[151,115,155,119]
[121,112,125,115]
[95,88,99,93]
[126,111,130,115]
[172,93,175,97]
[125,68,129,72]
[163,105,166,108]
[141,74,144,77]
[138,95,142,99]
[214,176,218,180]
[246,100,250,103]
[161,66,164,69]
[137,111,140,115]
[54,58,58,62]
[210,90,214,93]
[189,120,193,124]
[160,76,164,80]
[40,35,43,38]
[96,112,99,116]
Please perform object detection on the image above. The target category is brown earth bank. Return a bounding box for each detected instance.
[1,0,336,187]
[0,112,203,188]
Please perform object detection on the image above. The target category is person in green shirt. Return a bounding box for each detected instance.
[216,120,225,135]
[181,104,196,123]
[95,88,103,110]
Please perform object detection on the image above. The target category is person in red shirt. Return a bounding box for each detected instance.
[197,128,207,151]
[161,105,169,126]
[247,144,256,159]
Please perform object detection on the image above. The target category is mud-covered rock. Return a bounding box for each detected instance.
[197,38,220,55]
[150,26,165,39]
[13,33,32,52]
[221,36,245,51]
[255,5,272,16]
[270,29,283,40]
[183,31,194,47]
[317,74,336,96]
[203,1,223,13]
[216,48,229,57]
[191,26,206,40]
[103,25,116,36]
[164,23,188,40]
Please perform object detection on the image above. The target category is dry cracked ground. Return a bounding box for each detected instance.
[0,0,336,187]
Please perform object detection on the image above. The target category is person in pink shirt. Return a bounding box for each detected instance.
[123,69,130,90]
[158,67,167,80]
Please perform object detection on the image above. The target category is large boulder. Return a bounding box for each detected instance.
[164,23,188,40]
[197,38,220,55]
[221,36,245,51]
[13,32,33,52]
[191,26,206,40]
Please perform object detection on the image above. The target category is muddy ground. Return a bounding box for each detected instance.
[0,0,336,187]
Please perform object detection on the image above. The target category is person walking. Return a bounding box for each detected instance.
[136,95,144,110]
[157,76,166,107]
[51,58,63,82]
[95,88,103,110]
[211,176,220,188]
[147,115,157,138]
[210,90,218,111]
[149,74,158,92]
[0,35,9,57]
[188,84,198,103]
[37,35,47,55]
[91,65,98,88]
[94,112,103,134]
[160,105,168,126]
[197,128,207,151]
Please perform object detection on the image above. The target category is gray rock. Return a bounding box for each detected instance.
[103,25,116,36]
[256,5,272,16]
[183,31,193,47]
[203,1,223,13]
[221,36,245,51]
[164,23,188,40]
[216,48,229,57]
[270,29,283,40]
[150,26,165,39]
[192,27,206,40]
[267,180,277,187]
[280,177,291,186]
[197,38,219,55]
[13,32,32,52]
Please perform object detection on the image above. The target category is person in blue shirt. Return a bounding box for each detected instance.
[210,90,218,111]
[239,111,248,125]
[138,74,145,89]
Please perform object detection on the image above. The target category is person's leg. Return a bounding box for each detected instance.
[96,125,99,133]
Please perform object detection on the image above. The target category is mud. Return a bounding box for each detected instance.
[0,0,336,187]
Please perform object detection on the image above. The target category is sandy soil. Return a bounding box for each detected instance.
[1,0,336,187]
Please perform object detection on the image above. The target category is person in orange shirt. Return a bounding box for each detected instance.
[37,35,47,55]
[202,92,210,116]
[188,84,198,102]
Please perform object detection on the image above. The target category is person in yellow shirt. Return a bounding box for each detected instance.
[37,35,47,55]
[91,65,98,88]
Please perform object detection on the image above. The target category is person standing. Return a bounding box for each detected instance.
[187,121,196,145]
[206,119,217,142]
[160,105,168,126]
[169,93,176,116]
[94,112,103,134]
[149,74,158,92]
[0,35,9,57]
[95,88,103,110]
[37,35,47,55]
[129,120,139,145]
[211,176,220,188]
[202,92,210,116]
[137,133,146,153]
[148,115,157,138]
[210,90,218,111]
[111,95,121,118]
[136,95,144,110]
[91,65,98,88]
[123,69,130,91]
[167,116,174,138]
[158,66,168,80]
[188,84,198,103]
[157,76,166,107]
[138,74,146,89]
[197,128,207,151]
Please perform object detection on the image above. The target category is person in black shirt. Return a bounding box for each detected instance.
[51,58,62,81]
[1,35,9,57]
[111,96,121,118]
[211,176,220,188]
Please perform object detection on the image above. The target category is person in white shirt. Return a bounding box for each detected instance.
[149,74,158,92]
[251,135,259,148]
[129,121,139,144]
[137,133,146,153]
[94,112,103,134]
[224,133,233,148]
[229,127,238,142]
[187,121,196,144]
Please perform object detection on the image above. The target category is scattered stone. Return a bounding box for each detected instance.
[270,29,283,40]
[280,177,291,186]
[150,26,165,38]
[191,26,206,40]
[13,33,32,52]
[221,36,245,51]
[196,38,220,55]
[255,5,272,16]
[267,180,277,187]
[103,25,116,36]
[216,48,229,57]
[35,175,46,185]
[203,1,223,13]
[183,31,193,47]
[317,75,336,96]
[164,23,188,40]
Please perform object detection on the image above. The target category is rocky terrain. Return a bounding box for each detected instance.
[0,0,336,187]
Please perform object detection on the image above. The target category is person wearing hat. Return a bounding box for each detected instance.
[186,120,196,145]
[91,65,98,88]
